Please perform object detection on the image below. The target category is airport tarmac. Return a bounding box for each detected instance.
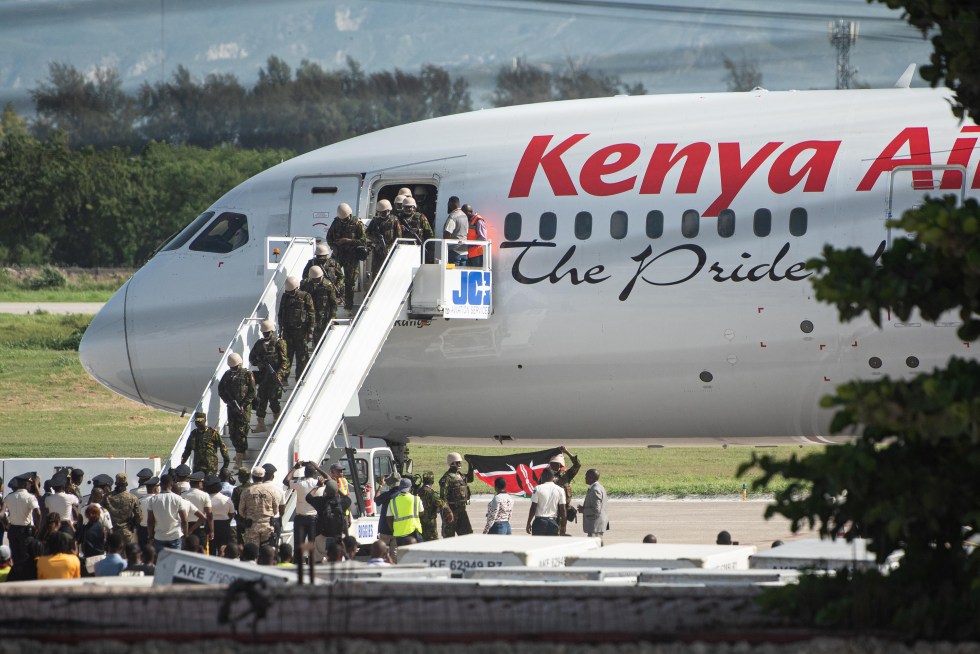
[462,495,815,551]
[0,301,104,314]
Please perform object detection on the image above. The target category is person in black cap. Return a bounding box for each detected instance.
[91,474,114,494]
[207,475,234,557]
[181,411,230,478]
[137,476,159,548]
[45,473,79,534]
[181,471,213,552]
[2,473,41,565]
[133,468,154,499]
[173,464,191,494]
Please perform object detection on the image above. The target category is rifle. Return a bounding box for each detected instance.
[264,362,283,390]
[229,400,243,418]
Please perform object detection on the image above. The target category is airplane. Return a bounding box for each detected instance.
[79,86,980,445]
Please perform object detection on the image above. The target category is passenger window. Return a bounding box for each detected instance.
[718,209,735,238]
[189,212,249,253]
[540,212,557,240]
[610,211,628,240]
[504,212,522,241]
[575,212,592,240]
[682,210,700,239]
[161,211,215,252]
[789,207,808,236]
[754,208,772,237]
[646,211,664,239]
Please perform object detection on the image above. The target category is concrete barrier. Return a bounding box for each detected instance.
[568,543,757,570]
[397,534,601,572]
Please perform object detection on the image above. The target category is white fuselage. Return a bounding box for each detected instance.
[80,88,980,441]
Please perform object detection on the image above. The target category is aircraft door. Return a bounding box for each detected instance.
[289,175,362,242]
[886,164,967,248]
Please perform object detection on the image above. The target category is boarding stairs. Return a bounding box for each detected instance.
[163,236,492,533]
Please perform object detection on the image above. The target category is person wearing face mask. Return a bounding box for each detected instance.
[277,275,314,384]
[302,243,344,289]
[218,352,255,471]
[249,319,289,433]
[439,453,474,537]
[399,196,433,244]
[366,199,402,281]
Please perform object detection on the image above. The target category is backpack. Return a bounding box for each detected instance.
[317,497,346,536]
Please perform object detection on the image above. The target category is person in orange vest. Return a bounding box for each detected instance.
[462,204,487,267]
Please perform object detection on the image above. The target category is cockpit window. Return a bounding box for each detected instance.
[189,212,249,253]
[160,211,215,252]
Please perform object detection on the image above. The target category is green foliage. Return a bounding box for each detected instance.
[0,313,92,350]
[741,4,980,637]
[722,56,763,92]
[25,265,67,290]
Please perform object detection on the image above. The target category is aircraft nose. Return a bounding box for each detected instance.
[79,282,142,403]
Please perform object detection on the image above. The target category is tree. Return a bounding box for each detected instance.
[31,63,138,149]
[740,1,980,639]
[491,58,554,107]
[722,56,763,92]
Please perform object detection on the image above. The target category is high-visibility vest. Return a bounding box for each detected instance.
[390,492,422,537]
[467,214,486,259]
[337,476,350,516]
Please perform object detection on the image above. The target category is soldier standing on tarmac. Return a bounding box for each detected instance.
[303,243,344,289]
[326,202,367,315]
[249,319,289,434]
[439,453,473,537]
[181,411,230,478]
[366,199,402,280]
[277,275,314,384]
[550,446,581,536]
[103,473,142,546]
[302,266,338,345]
[418,471,449,542]
[239,466,277,548]
[218,353,255,471]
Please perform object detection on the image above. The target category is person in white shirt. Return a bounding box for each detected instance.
[441,195,469,266]
[181,472,214,551]
[288,460,327,561]
[483,477,514,535]
[2,473,41,564]
[147,474,205,552]
[525,469,566,536]
[367,539,393,566]
[206,476,235,556]
[44,474,79,530]
[137,477,158,548]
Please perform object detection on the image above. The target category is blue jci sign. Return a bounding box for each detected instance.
[444,270,492,319]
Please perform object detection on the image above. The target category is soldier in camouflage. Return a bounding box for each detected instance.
[303,243,344,289]
[65,468,84,503]
[326,202,367,314]
[439,452,474,537]
[418,470,449,542]
[240,466,278,547]
[399,196,433,243]
[248,319,289,434]
[103,472,142,545]
[549,446,581,536]
[302,266,339,345]
[366,199,402,280]
[277,275,314,383]
[181,411,230,478]
[218,352,256,472]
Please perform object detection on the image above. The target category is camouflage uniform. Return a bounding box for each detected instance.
[182,424,230,477]
[249,334,289,420]
[439,467,473,537]
[553,454,581,535]
[302,276,339,345]
[232,473,251,546]
[239,482,278,547]
[326,214,367,312]
[104,488,142,545]
[278,288,315,382]
[403,210,434,243]
[366,213,402,280]
[218,366,256,456]
[303,255,344,289]
[418,472,447,542]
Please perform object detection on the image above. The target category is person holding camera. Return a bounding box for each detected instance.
[289,460,328,559]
